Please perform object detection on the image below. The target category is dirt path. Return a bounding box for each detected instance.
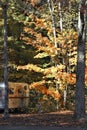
[0,111,87,127]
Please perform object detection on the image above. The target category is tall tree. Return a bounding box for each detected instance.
[0,0,9,118]
[47,0,60,109]
[74,0,86,119]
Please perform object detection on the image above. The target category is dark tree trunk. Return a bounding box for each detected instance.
[2,1,9,118]
[74,0,86,119]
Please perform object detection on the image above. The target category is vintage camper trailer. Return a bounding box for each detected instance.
[0,82,29,109]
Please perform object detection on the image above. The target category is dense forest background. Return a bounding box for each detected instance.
[0,0,87,116]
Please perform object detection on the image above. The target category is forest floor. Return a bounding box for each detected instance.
[0,110,87,127]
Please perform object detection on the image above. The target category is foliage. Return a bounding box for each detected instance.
[0,0,83,113]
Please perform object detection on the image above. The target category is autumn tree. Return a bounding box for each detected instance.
[17,0,77,110]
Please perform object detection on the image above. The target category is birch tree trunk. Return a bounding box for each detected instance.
[58,1,62,32]
[47,0,57,51]
[74,0,86,119]
[47,0,59,109]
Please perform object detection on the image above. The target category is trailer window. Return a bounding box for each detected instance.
[9,88,14,94]
[24,85,28,90]
[18,89,22,94]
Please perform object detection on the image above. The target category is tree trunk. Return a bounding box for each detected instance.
[47,0,59,109]
[74,0,86,119]
[47,0,57,51]
[58,2,62,32]
[2,1,9,118]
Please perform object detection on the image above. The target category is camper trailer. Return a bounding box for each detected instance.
[0,82,29,109]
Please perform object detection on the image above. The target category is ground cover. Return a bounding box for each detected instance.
[0,111,87,127]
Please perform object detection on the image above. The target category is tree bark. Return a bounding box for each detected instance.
[74,0,86,119]
[58,2,62,32]
[2,0,9,118]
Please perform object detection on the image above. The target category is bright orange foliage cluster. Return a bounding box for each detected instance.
[30,81,61,100]
[22,26,56,56]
